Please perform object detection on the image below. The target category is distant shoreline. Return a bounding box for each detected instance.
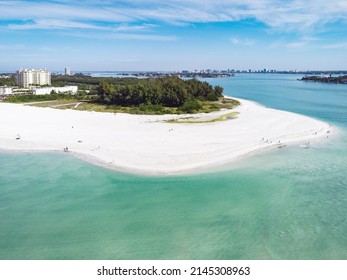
[0,98,337,175]
[300,75,347,84]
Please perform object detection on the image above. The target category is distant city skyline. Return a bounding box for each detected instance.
[1,0,347,71]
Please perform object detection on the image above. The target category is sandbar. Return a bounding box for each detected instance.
[0,99,336,175]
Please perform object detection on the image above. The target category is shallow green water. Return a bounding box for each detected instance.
[1,74,347,259]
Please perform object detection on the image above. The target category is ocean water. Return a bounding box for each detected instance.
[1,74,347,259]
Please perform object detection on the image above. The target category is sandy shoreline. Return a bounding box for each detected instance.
[0,98,337,175]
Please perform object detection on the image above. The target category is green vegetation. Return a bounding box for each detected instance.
[26,100,81,108]
[96,77,223,107]
[179,99,202,113]
[301,75,347,84]
[51,75,139,91]
[6,76,240,115]
[5,93,79,103]
[25,98,239,115]
[166,112,239,124]
[0,76,16,86]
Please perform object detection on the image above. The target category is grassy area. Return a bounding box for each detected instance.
[166,112,239,124]
[5,93,79,103]
[27,100,79,107]
[6,95,240,115]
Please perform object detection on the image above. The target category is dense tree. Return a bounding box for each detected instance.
[180,99,203,113]
[96,76,223,108]
[214,85,223,96]
[0,76,16,86]
[301,75,347,84]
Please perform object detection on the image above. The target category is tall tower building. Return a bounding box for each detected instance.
[65,67,71,76]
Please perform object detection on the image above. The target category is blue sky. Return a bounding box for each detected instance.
[1,0,347,71]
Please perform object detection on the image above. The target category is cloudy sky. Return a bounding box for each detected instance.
[1,0,347,71]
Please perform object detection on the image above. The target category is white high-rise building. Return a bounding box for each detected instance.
[16,69,51,88]
[65,67,71,76]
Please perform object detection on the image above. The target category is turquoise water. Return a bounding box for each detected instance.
[1,74,347,259]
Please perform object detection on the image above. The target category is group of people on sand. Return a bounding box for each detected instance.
[261,137,273,143]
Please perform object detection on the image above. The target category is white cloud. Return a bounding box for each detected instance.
[0,1,131,22]
[284,37,321,49]
[55,30,177,42]
[115,0,347,32]
[0,44,26,50]
[110,33,177,41]
[8,19,104,30]
[285,41,309,49]
[112,23,157,32]
[231,37,255,46]
[320,42,347,49]
[1,0,347,33]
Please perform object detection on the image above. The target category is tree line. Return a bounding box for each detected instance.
[301,75,347,84]
[0,76,16,86]
[96,77,224,107]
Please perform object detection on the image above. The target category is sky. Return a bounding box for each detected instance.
[1,0,347,71]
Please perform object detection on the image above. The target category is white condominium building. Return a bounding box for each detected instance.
[33,86,78,95]
[16,69,51,88]
[0,86,12,95]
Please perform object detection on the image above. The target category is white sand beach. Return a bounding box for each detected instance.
[0,99,336,175]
